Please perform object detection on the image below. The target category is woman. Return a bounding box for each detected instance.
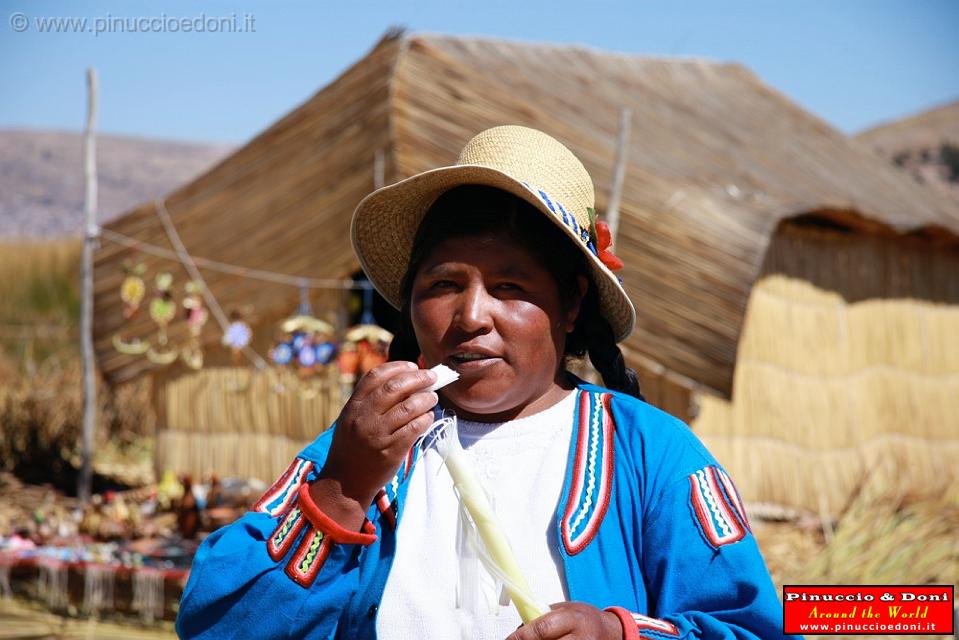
[178,126,795,639]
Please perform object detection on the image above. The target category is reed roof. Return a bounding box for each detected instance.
[93,30,959,395]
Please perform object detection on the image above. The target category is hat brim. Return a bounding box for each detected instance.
[350,164,636,342]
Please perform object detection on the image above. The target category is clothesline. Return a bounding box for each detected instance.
[153,199,270,371]
[97,197,380,372]
[98,228,374,291]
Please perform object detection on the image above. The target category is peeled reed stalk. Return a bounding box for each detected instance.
[428,363,460,391]
[430,415,544,624]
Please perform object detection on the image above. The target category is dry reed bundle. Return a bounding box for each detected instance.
[157,366,343,481]
[694,275,959,516]
[776,484,958,640]
[701,430,959,519]
[0,360,155,485]
[156,432,308,485]
[0,363,84,474]
[793,484,959,587]
[755,483,958,640]
[0,238,156,485]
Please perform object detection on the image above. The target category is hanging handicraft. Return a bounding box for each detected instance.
[112,259,150,355]
[146,272,178,364]
[180,281,209,370]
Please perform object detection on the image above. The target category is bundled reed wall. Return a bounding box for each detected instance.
[693,222,959,517]
[156,366,343,482]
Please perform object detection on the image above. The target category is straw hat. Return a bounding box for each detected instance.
[351,125,636,341]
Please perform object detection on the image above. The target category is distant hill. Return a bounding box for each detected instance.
[0,129,233,238]
[855,100,959,203]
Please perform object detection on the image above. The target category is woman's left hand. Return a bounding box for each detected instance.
[505,602,623,640]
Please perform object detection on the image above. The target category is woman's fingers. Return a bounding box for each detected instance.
[504,612,572,640]
[504,602,623,640]
[382,390,438,433]
[391,411,436,450]
[321,361,439,504]
[355,362,437,408]
[349,360,416,400]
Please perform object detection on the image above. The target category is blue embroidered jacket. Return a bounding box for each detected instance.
[177,383,800,639]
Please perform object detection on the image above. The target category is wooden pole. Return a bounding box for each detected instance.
[78,67,99,504]
[606,106,631,244]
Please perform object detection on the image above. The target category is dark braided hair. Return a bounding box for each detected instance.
[387,184,643,400]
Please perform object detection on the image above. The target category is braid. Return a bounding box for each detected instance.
[571,288,644,401]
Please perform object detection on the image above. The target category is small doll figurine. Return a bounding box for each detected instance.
[149,273,177,345]
[269,330,294,367]
[296,331,318,378]
[181,281,209,370]
[183,281,209,337]
[222,310,254,366]
[313,330,338,366]
[147,273,178,364]
[113,259,150,355]
[120,260,147,319]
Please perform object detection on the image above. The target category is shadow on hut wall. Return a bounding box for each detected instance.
[761,210,959,305]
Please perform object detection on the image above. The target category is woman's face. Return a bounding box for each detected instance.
[410,233,583,422]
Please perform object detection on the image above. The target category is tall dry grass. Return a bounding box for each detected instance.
[757,481,959,640]
[0,240,155,489]
[0,239,80,370]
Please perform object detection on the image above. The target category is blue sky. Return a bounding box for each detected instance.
[2,0,957,145]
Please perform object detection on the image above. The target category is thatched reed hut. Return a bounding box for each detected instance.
[93,31,959,512]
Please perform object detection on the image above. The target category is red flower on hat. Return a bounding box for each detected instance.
[595,221,624,271]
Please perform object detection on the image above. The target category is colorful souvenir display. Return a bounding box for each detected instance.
[270,290,336,379]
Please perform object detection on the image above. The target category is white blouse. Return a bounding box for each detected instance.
[377,391,577,640]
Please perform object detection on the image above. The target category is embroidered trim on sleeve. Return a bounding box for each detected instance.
[284,526,333,588]
[375,488,397,530]
[715,466,751,532]
[253,457,314,516]
[402,446,416,481]
[267,505,306,561]
[689,465,747,548]
[265,480,379,588]
[561,391,615,555]
[606,607,680,639]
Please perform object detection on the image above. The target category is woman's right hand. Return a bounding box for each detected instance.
[309,361,438,529]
